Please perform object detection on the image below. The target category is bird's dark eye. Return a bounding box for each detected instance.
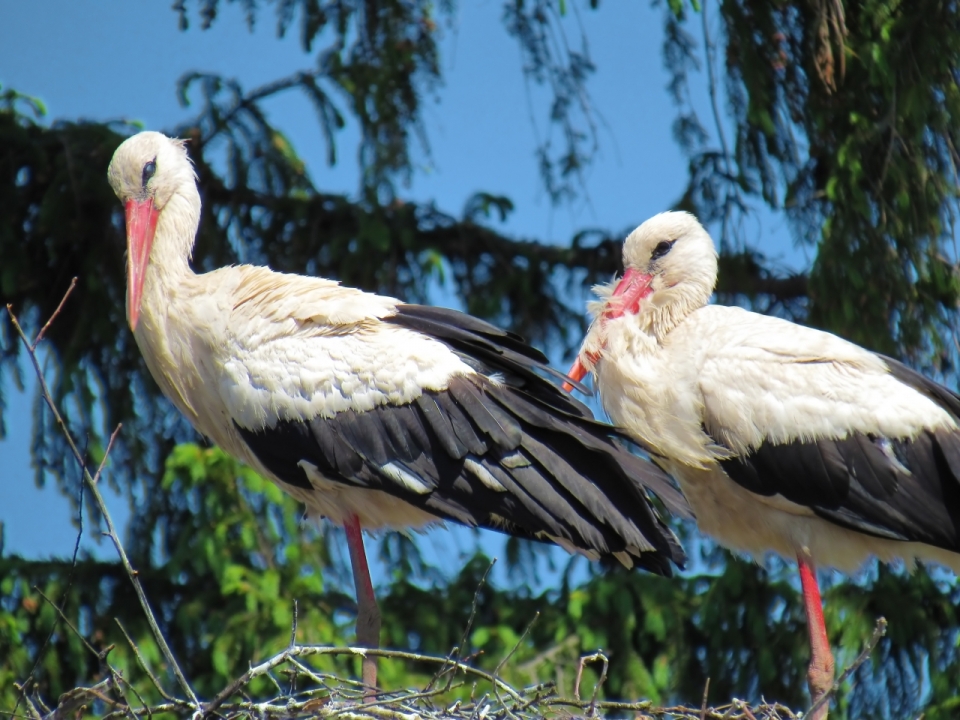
[141,159,157,188]
[651,239,676,261]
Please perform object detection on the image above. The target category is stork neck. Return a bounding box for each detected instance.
[136,190,200,330]
[636,298,691,340]
[637,281,713,341]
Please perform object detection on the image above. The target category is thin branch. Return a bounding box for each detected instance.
[204,644,525,717]
[114,619,180,704]
[805,616,888,719]
[6,295,201,711]
[33,587,100,658]
[31,277,76,351]
[427,558,496,694]
[494,612,539,680]
[491,611,539,720]
[573,650,608,707]
[11,682,42,720]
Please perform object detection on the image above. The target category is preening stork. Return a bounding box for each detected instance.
[106,132,688,690]
[565,210,960,716]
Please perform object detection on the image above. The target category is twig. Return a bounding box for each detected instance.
[288,599,300,696]
[429,558,496,694]
[573,651,608,710]
[203,644,525,717]
[701,677,711,720]
[805,616,888,719]
[493,612,538,679]
[11,280,87,720]
[289,599,299,649]
[326,685,457,719]
[736,698,759,720]
[12,682,42,720]
[112,671,154,720]
[30,277,76,351]
[114,618,180,703]
[492,611,539,719]
[44,679,120,720]
[516,634,579,678]
[587,652,608,715]
[6,295,201,711]
[33,587,100,658]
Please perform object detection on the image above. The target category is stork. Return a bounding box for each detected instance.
[106,132,688,691]
[565,211,960,717]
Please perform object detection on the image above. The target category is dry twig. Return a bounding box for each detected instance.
[7,286,201,711]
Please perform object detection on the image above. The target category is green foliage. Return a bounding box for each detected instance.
[665,0,960,364]
[174,0,451,200]
[0,443,352,707]
[5,445,959,717]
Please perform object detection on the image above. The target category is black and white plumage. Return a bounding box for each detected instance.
[233,302,687,576]
[719,355,960,552]
[566,210,960,714]
[106,132,688,688]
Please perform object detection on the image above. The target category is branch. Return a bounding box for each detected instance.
[197,177,811,307]
[805,617,888,720]
[6,284,201,711]
[203,644,525,717]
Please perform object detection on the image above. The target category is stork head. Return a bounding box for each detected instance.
[564,212,717,389]
[108,131,199,331]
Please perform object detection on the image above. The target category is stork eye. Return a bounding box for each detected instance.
[651,239,676,261]
[142,159,157,188]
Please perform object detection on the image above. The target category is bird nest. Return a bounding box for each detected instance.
[16,642,806,720]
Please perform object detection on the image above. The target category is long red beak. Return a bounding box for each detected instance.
[124,199,160,331]
[562,357,589,393]
[561,268,653,393]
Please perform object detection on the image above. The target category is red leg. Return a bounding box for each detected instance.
[798,555,835,720]
[345,514,380,695]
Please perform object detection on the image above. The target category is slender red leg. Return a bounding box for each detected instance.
[344,514,380,695]
[798,555,835,720]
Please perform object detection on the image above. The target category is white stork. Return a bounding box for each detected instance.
[564,210,960,715]
[106,132,688,690]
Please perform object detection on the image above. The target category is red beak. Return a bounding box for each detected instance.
[562,357,589,393]
[124,199,160,331]
[561,268,653,394]
[607,267,654,319]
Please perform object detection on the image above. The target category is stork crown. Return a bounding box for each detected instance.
[108,131,197,211]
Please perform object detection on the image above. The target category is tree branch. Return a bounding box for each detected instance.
[6,286,201,712]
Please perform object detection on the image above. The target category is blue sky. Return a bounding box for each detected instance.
[0,1,800,577]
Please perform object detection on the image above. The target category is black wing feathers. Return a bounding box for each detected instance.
[385,303,592,397]
[238,376,685,574]
[238,301,688,574]
[718,357,960,551]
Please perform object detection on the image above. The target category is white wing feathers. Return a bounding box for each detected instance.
[685,306,956,455]
[194,266,474,431]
